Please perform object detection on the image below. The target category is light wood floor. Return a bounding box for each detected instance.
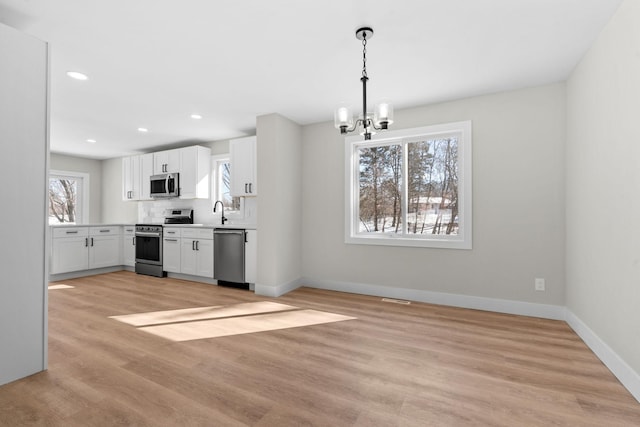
[1,271,638,426]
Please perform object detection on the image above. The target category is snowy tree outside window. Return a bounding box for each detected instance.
[48,171,87,224]
[345,121,472,249]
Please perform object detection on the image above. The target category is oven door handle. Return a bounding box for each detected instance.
[135,232,162,237]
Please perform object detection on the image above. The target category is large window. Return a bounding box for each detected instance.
[345,121,472,249]
[48,170,89,224]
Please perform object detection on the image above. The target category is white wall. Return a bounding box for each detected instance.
[566,0,640,387]
[255,113,303,296]
[50,153,102,224]
[0,23,48,386]
[302,84,566,307]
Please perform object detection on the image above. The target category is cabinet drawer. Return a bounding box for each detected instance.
[89,226,121,236]
[123,225,136,235]
[181,228,214,240]
[53,227,89,238]
[164,227,182,237]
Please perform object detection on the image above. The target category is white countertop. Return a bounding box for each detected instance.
[164,223,257,230]
[49,223,130,228]
[50,223,257,230]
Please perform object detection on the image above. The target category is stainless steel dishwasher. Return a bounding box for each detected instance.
[214,228,246,285]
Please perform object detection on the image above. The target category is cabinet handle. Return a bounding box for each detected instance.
[132,237,136,245]
[245,183,248,193]
[196,240,199,251]
[90,237,94,247]
[165,238,178,242]
[100,229,110,233]
[85,238,88,247]
[167,231,176,234]
[66,230,78,234]
[249,183,252,193]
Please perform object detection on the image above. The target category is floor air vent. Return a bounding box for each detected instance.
[381,298,411,305]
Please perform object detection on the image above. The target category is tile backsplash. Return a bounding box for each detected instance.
[138,197,257,226]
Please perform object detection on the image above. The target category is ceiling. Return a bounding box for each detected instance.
[0,0,623,160]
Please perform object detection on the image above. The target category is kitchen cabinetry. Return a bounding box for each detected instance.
[245,229,257,284]
[122,154,154,201]
[154,148,181,174]
[51,227,90,274]
[88,227,122,269]
[179,146,210,199]
[51,226,122,274]
[230,136,257,196]
[122,155,141,200]
[181,228,214,278]
[139,153,154,200]
[122,225,136,267]
[163,227,181,273]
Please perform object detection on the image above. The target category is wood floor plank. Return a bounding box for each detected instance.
[0,271,638,426]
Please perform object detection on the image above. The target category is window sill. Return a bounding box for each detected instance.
[345,234,472,250]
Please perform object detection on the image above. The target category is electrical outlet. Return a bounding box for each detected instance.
[535,278,545,291]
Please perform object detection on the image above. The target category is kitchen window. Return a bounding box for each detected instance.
[211,155,242,214]
[48,170,89,224]
[345,121,472,249]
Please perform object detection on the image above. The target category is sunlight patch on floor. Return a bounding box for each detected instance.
[109,301,297,326]
[48,284,75,290]
[110,301,356,342]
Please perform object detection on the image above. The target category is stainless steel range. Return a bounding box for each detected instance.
[135,209,193,277]
[135,224,164,277]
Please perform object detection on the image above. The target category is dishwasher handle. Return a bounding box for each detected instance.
[214,229,245,235]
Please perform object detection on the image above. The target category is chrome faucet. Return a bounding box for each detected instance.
[213,200,227,225]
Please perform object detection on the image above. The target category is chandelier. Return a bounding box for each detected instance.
[334,27,393,140]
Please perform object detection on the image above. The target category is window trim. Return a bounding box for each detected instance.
[49,169,90,224]
[344,121,472,249]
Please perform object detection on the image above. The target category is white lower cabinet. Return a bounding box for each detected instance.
[163,227,182,273]
[51,226,122,274]
[181,228,214,278]
[52,229,89,274]
[245,230,257,284]
[89,234,121,269]
[122,226,136,267]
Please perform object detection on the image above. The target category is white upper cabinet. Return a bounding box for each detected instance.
[179,146,210,199]
[122,155,142,201]
[139,153,154,200]
[154,148,181,174]
[123,153,155,201]
[230,136,257,197]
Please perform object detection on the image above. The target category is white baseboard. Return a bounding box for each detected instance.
[254,278,303,297]
[301,277,565,320]
[49,266,123,282]
[565,309,640,403]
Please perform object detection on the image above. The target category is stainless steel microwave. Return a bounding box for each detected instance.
[150,173,179,198]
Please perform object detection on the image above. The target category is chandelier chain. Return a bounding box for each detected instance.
[361,34,368,79]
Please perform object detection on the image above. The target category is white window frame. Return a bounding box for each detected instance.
[48,170,90,224]
[210,154,244,219]
[345,121,472,249]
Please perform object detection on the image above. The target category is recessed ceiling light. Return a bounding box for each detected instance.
[137,127,148,133]
[86,139,96,144]
[190,114,203,120]
[66,71,88,81]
